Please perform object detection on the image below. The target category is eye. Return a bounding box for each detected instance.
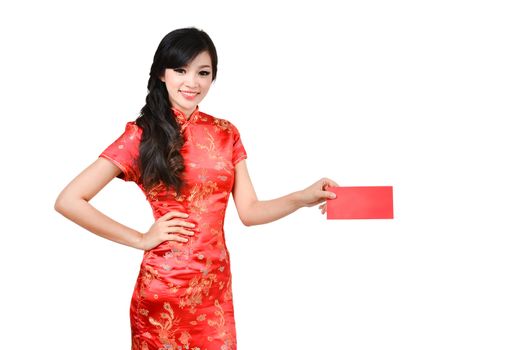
[173,68,186,74]
[199,71,211,76]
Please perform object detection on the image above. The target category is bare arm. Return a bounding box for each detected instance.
[231,159,338,226]
[54,157,144,250]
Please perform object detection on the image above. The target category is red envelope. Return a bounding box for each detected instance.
[326,186,394,219]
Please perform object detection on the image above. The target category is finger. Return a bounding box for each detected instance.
[327,177,340,187]
[157,211,189,222]
[320,189,337,199]
[317,189,336,200]
[180,227,195,236]
[322,178,340,190]
[166,219,196,228]
[167,226,195,236]
[167,234,189,243]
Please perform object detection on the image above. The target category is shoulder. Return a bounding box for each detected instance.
[123,120,143,139]
[125,120,141,130]
[199,111,239,134]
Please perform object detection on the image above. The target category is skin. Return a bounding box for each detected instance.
[54,50,339,251]
[159,50,213,118]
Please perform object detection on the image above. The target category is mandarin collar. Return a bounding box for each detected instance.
[171,106,201,130]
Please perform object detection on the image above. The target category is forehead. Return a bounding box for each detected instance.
[186,51,212,68]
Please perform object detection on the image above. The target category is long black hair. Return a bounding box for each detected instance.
[134,27,218,197]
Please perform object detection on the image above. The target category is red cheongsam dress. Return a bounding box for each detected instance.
[98,105,247,350]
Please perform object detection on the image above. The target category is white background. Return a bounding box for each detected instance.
[1,0,512,349]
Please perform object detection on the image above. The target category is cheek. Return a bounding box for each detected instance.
[164,74,180,89]
[201,80,213,92]
[167,80,179,90]
[169,84,183,96]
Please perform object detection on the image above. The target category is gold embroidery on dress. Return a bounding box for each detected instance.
[146,303,202,350]
[164,246,194,267]
[206,299,236,349]
[195,129,232,173]
[212,118,231,132]
[166,282,180,294]
[140,265,159,299]
[207,299,225,328]
[148,302,182,348]
[187,181,219,214]
[179,271,217,314]
[210,227,228,261]
[223,277,233,302]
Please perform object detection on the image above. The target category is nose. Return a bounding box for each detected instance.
[184,71,198,88]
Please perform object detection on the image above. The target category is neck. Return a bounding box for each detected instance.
[173,106,197,119]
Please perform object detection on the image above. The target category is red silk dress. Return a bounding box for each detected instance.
[98,106,247,350]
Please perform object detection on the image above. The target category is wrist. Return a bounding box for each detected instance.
[133,231,145,250]
[291,190,305,209]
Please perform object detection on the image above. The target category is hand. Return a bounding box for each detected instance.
[136,211,196,251]
[297,177,339,215]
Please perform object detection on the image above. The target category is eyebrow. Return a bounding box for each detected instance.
[180,64,212,69]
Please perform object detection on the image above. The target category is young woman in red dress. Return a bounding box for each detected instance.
[55,27,339,350]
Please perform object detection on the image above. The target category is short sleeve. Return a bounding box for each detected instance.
[98,121,142,182]
[231,122,247,166]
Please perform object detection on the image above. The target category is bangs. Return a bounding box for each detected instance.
[162,38,210,69]
[151,27,218,80]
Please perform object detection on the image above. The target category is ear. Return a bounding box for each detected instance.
[159,70,166,83]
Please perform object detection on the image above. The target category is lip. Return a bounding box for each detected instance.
[179,90,199,100]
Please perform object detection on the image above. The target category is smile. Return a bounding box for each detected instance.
[180,90,199,96]
[179,90,199,100]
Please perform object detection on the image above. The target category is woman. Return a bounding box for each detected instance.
[55,27,339,350]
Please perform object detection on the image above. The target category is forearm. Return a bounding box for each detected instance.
[54,198,143,250]
[243,191,304,226]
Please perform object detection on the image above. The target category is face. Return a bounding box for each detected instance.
[160,51,213,118]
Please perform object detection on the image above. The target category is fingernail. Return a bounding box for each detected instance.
[330,193,336,198]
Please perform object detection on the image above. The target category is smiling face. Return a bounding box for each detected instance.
[160,50,213,118]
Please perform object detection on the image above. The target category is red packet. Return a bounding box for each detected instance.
[326,186,394,219]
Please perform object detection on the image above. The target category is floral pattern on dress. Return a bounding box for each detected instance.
[99,105,246,350]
